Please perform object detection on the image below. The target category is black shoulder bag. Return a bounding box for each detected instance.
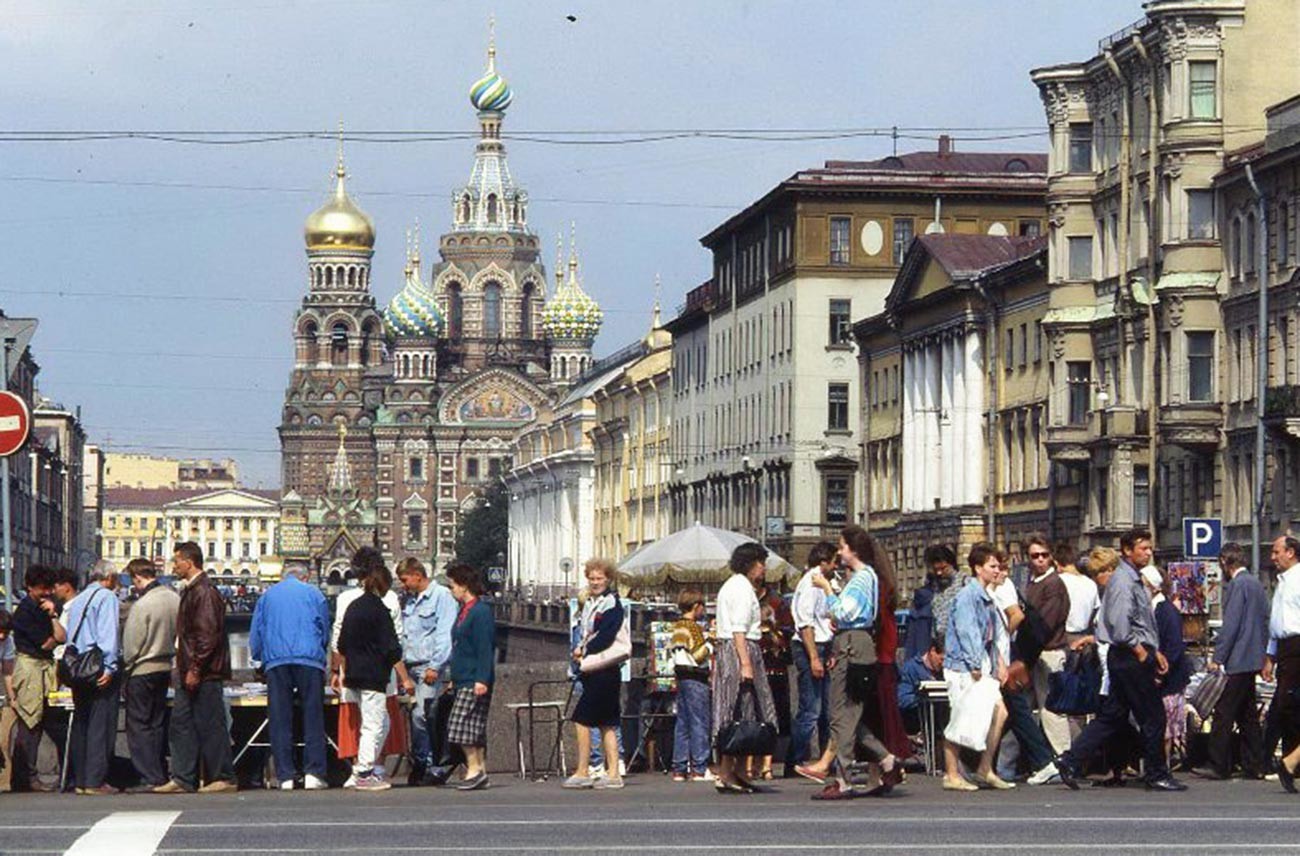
[716,680,777,757]
[58,590,107,691]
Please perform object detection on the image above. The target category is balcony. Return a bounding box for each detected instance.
[1090,407,1150,441]
[1265,384,1300,442]
[1158,401,1224,449]
[1045,423,1090,463]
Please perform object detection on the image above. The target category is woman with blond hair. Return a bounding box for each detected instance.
[563,559,628,790]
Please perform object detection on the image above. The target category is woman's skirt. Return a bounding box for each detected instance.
[712,638,777,741]
[447,685,491,748]
[572,667,622,728]
[1162,693,1186,746]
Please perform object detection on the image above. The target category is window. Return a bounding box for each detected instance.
[521,284,534,338]
[892,217,914,264]
[1067,361,1091,425]
[824,476,851,526]
[1005,329,1015,372]
[410,457,424,481]
[827,383,849,431]
[124,540,132,558]
[1019,219,1042,238]
[206,542,215,559]
[1068,123,1093,173]
[482,282,502,339]
[1187,331,1214,402]
[260,542,269,556]
[1019,323,1028,367]
[1133,465,1150,526]
[407,514,423,544]
[488,457,503,479]
[241,542,250,559]
[466,457,480,480]
[448,284,464,338]
[123,517,133,530]
[1033,320,1043,363]
[1189,61,1217,119]
[829,299,851,345]
[224,543,232,559]
[1247,213,1257,274]
[1187,190,1214,240]
[829,216,851,265]
[1068,236,1093,280]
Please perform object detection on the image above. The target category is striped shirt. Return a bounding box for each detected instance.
[826,565,879,631]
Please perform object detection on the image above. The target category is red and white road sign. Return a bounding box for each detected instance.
[0,392,30,457]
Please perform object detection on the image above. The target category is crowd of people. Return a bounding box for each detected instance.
[0,542,498,794]
[0,527,1296,800]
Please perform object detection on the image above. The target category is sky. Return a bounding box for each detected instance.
[0,0,1140,488]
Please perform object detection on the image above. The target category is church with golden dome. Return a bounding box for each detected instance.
[277,30,602,576]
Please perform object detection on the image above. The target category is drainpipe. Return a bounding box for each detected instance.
[1133,35,1160,535]
[1104,51,1132,410]
[1245,162,1269,577]
[973,276,1000,543]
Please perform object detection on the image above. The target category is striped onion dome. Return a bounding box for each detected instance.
[384,268,444,339]
[469,46,513,112]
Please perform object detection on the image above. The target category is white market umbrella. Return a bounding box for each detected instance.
[618,521,796,587]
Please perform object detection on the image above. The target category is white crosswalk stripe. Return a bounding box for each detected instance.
[64,811,181,856]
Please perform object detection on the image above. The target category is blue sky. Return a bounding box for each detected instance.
[0,0,1139,486]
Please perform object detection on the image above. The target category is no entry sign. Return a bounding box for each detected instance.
[0,392,30,457]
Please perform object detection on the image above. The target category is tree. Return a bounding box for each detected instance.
[454,481,508,574]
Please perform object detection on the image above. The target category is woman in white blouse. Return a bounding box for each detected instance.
[712,543,778,793]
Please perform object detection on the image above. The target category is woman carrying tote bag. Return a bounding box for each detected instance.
[712,543,778,794]
[563,559,629,790]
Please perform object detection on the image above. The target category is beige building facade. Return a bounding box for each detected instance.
[1030,0,1300,554]
[666,141,1047,564]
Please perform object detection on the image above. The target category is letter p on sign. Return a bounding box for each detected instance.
[1182,517,1222,559]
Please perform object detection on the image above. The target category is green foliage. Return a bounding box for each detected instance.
[454,482,508,573]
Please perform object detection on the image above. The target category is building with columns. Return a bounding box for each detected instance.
[278,31,603,575]
[856,235,1063,597]
[665,141,1046,563]
[101,486,280,576]
[1029,0,1300,554]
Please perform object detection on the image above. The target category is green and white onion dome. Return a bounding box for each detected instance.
[542,283,602,341]
[384,274,444,338]
[469,66,513,112]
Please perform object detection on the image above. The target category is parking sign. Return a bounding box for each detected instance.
[1182,517,1222,559]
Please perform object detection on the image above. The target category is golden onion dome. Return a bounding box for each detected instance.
[304,164,375,251]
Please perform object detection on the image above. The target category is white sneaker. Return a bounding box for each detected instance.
[279,780,295,791]
[589,763,606,779]
[343,773,358,789]
[303,775,327,791]
[1027,762,1060,786]
[619,759,627,777]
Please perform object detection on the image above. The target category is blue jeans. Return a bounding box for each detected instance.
[672,678,712,774]
[789,641,831,768]
[265,664,326,782]
[408,670,447,772]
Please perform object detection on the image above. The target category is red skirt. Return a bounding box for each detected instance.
[863,664,912,759]
[335,696,410,760]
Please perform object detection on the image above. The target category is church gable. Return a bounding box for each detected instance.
[438,368,550,425]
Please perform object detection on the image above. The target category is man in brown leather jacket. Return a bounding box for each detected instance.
[154,541,236,794]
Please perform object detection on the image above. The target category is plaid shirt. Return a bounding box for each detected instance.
[826,566,878,631]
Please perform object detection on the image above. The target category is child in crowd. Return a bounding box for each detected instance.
[670,589,713,782]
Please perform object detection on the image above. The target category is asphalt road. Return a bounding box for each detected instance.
[3,774,1300,856]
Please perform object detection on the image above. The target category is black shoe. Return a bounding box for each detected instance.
[407,766,427,787]
[1191,767,1228,781]
[1093,773,1127,788]
[420,768,451,787]
[1145,776,1188,792]
[1278,761,1297,794]
[1054,758,1080,791]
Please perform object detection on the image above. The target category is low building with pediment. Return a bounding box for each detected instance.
[277,29,602,572]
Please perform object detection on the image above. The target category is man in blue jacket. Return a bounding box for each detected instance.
[250,563,330,790]
[1204,542,1270,779]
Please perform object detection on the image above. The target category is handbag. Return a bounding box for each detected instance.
[1045,647,1101,716]
[716,681,777,757]
[1188,669,1228,720]
[426,690,466,769]
[58,589,107,691]
[579,611,631,674]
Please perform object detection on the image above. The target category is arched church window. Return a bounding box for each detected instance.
[325,267,334,287]
[460,195,471,223]
[302,320,319,365]
[483,282,502,339]
[520,283,535,339]
[486,194,499,223]
[330,322,349,366]
[448,284,464,338]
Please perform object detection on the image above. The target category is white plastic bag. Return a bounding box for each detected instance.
[943,675,1002,752]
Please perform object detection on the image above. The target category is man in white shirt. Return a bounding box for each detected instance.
[787,541,836,778]
[1264,535,1300,792]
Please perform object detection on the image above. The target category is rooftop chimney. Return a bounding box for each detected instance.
[938,134,952,156]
